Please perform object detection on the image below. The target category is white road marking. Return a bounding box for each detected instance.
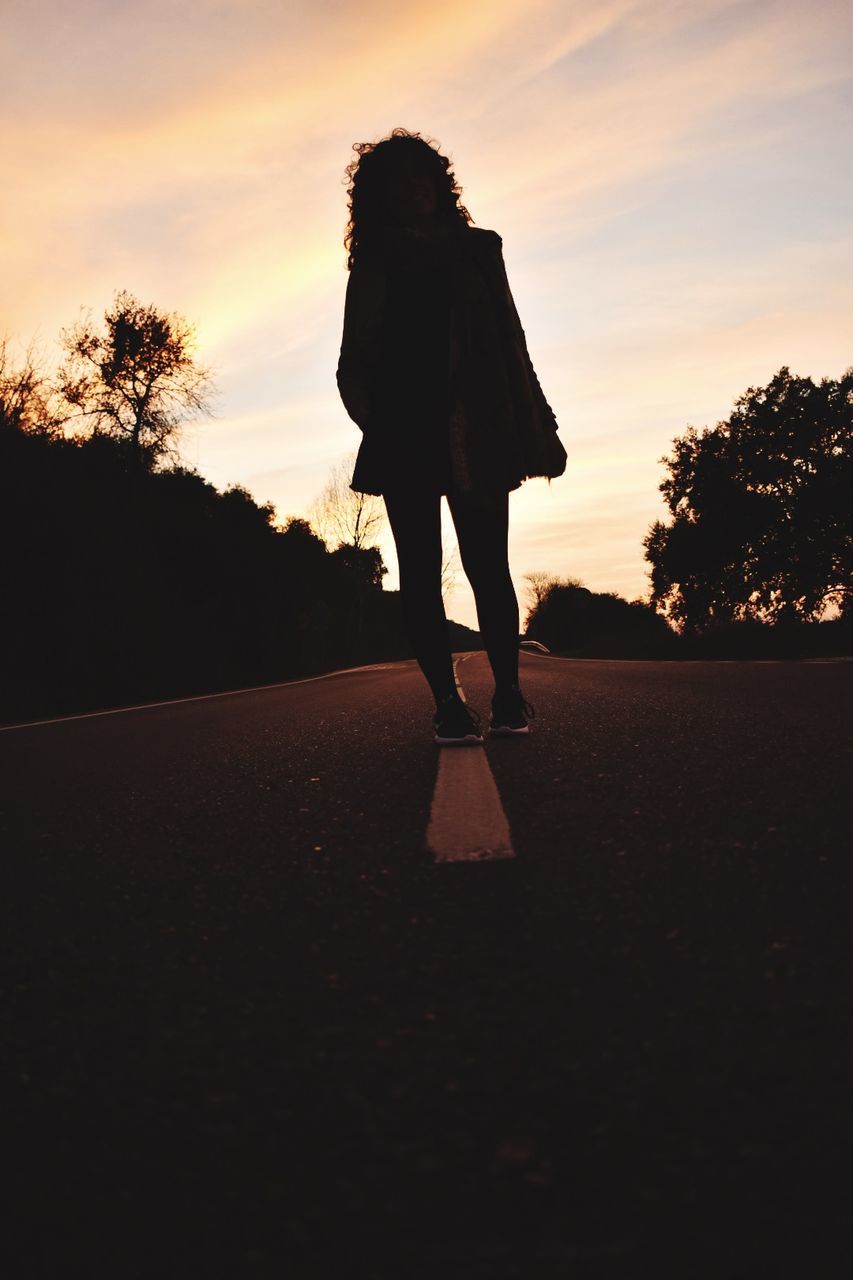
[426,655,516,863]
[0,662,397,732]
[521,651,852,665]
[426,748,516,863]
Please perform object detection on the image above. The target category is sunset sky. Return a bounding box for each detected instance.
[4,0,852,631]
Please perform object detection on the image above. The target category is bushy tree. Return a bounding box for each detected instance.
[0,419,404,721]
[524,578,673,657]
[521,571,583,628]
[644,365,853,632]
[57,290,215,468]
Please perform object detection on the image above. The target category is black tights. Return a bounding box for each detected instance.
[383,485,520,708]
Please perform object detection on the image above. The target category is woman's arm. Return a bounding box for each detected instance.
[336,260,384,430]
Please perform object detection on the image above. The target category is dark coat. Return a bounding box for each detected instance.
[336,225,567,501]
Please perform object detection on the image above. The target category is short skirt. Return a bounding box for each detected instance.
[366,400,452,495]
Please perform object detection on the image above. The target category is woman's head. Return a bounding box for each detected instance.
[343,127,473,269]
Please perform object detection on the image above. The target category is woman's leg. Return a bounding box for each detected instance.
[383,485,457,707]
[446,488,519,693]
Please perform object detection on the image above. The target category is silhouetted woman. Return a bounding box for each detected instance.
[336,127,567,746]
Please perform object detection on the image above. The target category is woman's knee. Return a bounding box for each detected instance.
[460,554,514,592]
[399,566,443,599]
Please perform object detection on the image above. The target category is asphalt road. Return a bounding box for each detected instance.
[3,652,852,1278]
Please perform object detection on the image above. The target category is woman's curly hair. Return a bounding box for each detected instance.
[342,127,473,271]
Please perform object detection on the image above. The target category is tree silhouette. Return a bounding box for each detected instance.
[439,530,460,606]
[644,365,853,632]
[57,290,215,469]
[309,450,386,550]
[521,571,583,630]
[331,543,388,590]
[0,338,59,435]
[524,577,671,656]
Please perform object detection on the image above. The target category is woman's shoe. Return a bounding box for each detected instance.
[489,683,535,735]
[433,694,484,746]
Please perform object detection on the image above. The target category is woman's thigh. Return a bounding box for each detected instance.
[382,485,444,585]
[445,488,510,578]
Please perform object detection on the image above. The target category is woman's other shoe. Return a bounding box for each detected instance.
[489,683,535,735]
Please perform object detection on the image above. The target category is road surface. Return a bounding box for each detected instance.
[3,651,852,1277]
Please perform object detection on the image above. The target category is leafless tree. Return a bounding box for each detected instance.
[0,337,61,435]
[57,290,215,468]
[309,450,386,550]
[522,570,557,614]
[440,531,461,605]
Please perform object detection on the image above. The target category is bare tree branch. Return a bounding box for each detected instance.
[440,531,461,605]
[309,450,386,550]
[0,336,63,435]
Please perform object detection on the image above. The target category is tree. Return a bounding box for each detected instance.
[521,571,584,631]
[524,577,670,656]
[0,337,60,435]
[57,290,215,469]
[331,543,388,590]
[644,365,853,632]
[440,533,461,606]
[309,450,386,551]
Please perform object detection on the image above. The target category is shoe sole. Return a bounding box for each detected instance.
[434,734,483,746]
[488,724,529,735]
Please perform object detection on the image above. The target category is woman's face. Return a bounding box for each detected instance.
[380,149,438,228]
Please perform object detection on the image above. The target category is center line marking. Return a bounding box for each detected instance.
[426,654,516,863]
